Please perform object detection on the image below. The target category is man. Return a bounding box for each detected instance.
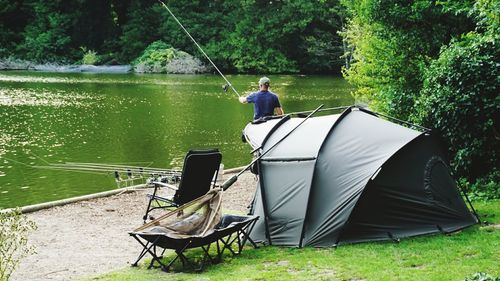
[239,77,284,120]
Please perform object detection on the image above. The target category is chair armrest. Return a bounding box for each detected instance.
[150,181,178,191]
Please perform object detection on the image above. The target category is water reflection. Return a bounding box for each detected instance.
[0,71,353,208]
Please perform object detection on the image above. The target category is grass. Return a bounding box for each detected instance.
[88,200,499,281]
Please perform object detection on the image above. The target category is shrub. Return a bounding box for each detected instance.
[80,47,99,65]
[132,41,206,74]
[0,209,37,281]
[340,0,473,121]
[460,171,500,200]
[415,33,499,182]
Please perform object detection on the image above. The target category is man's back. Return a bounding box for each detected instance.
[239,77,284,119]
[246,90,281,120]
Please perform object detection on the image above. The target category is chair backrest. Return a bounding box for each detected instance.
[173,149,222,205]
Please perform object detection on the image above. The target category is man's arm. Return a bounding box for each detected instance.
[239,96,248,104]
[275,107,284,116]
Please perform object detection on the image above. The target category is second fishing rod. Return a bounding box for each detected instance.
[158,0,241,98]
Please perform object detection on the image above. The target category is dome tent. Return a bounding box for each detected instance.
[243,106,478,247]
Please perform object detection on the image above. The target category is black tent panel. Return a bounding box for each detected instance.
[337,135,478,244]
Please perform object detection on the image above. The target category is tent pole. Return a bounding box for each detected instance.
[356,106,431,132]
[458,184,481,223]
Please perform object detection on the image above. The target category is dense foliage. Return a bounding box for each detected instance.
[341,0,474,120]
[342,0,499,187]
[460,171,500,201]
[416,32,499,183]
[0,0,347,74]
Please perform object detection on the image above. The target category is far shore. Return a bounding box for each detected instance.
[0,59,132,74]
[0,57,211,74]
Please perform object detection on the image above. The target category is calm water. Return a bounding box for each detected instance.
[0,71,353,208]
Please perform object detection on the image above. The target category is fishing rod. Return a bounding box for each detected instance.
[64,162,180,174]
[221,104,324,191]
[34,162,181,188]
[285,106,351,117]
[158,0,241,97]
[35,164,181,176]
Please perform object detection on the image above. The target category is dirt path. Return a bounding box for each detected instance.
[11,171,258,281]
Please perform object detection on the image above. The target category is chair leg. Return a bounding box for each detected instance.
[131,235,155,267]
[201,243,217,264]
[240,219,259,249]
[216,240,222,262]
[130,235,167,269]
[143,186,160,223]
[219,234,237,256]
[162,241,193,272]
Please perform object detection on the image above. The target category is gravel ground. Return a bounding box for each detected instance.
[11,171,258,281]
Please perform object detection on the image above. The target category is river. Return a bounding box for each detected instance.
[0,71,353,208]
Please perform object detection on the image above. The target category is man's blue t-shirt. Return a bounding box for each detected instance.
[246,90,281,120]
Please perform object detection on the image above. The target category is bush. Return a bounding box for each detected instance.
[132,41,207,74]
[340,0,473,121]
[0,209,37,281]
[80,48,99,65]
[415,33,499,181]
[460,171,500,200]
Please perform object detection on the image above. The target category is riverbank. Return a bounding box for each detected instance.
[11,170,258,281]
[0,53,208,74]
[0,58,132,73]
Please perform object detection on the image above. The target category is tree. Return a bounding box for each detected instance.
[118,0,162,63]
[0,0,30,57]
[18,0,77,62]
[341,0,474,120]
[342,0,499,185]
[414,0,500,183]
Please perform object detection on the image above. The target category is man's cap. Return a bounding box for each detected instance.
[259,77,270,85]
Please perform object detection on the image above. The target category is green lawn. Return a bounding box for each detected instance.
[89,201,499,281]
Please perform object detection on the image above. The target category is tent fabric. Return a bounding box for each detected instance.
[244,107,478,247]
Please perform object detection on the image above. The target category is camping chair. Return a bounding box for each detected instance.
[131,189,259,272]
[143,149,222,222]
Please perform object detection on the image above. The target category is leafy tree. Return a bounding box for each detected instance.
[342,0,499,184]
[222,0,345,74]
[341,0,474,119]
[414,0,499,183]
[416,33,499,181]
[0,0,30,57]
[18,0,77,62]
[5,0,347,72]
[71,0,118,59]
[118,0,162,63]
